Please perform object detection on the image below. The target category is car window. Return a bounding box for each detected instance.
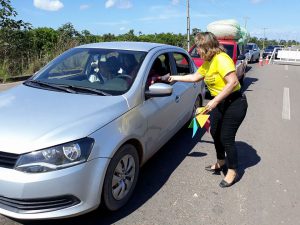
[145,54,171,90]
[190,46,200,58]
[34,48,147,95]
[223,44,234,58]
[237,45,242,56]
[172,52,192,76]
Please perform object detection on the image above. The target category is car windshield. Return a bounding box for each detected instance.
[245,45,254,51]
[31,48,147,96]
[266,46,274,50]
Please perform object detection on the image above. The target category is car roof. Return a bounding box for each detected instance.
[218,39,237,45]
[76,41,171,52]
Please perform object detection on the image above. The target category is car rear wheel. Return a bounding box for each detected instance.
[185,95,202,128]
[250,56,253,63]
[192,95,202,118]
[102,144,139,211]
[239,75,244,86]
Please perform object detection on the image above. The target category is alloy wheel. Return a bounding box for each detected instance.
[111,154,136,200]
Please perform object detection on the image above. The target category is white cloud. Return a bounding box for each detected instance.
[33,0,64,11]
[105,0,133,9]
[171,0,180,5]
[120,27,126,31]
[105,0,115,8]
[80,4,90,10]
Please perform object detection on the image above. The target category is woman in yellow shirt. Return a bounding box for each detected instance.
[168,32,248,188]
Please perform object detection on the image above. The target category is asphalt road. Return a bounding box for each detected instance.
[1,63,300,225]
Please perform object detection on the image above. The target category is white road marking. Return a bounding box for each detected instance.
[282,87,290,120]
[284,65,289,70]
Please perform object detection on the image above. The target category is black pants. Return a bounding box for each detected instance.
[210,91,248,169]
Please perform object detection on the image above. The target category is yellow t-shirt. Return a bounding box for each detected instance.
[197,52,241,96]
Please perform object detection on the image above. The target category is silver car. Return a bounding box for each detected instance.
[244,43,260,63]
[0,42,205,219]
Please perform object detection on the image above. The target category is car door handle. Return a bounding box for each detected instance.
[175,95,180,103]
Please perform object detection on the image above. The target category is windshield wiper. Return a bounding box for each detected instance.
[24,80,75,93]
[57,84,112,96]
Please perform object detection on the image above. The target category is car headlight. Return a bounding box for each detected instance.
[15,137,94,173]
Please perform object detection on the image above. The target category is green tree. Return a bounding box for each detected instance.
[0,0,31,81]
[57,22,79,38]
[0,0,30,29]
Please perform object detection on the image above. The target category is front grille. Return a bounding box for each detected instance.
[0,152,19,169]
[0,195,81,214]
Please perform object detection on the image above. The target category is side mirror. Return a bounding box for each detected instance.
[237,55,246,60]
[145,83,173,98]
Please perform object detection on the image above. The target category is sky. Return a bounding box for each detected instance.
[11,0,300,41]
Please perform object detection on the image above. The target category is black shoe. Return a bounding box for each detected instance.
[219,174,239,188]
[205,164,225,173]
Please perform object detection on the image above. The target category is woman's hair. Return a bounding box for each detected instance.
[194,32,225,61]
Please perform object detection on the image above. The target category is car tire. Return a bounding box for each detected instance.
[239,67,246,86]
[192,95,202,115]
[239,75,244,86]
[184,95,202,128]
[102,144,139,211]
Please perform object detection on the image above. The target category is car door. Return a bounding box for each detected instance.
[141,51,199,158]
[169,52,199,128]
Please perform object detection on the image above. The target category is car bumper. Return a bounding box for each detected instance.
[0,157,109,219]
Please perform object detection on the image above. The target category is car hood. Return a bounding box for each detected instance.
[0,85,129,154]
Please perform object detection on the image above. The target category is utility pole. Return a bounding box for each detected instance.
[187,0,190,51]
[243,16,249,29]
[263,27,268,49]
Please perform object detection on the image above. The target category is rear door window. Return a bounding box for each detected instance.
[171,52,193,75]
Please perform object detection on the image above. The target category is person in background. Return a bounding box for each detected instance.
[168,32,248,188]
[118,53,139,76]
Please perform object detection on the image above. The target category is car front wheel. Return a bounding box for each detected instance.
[102,144,139,211]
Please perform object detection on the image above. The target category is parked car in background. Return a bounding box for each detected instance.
[244,43,260,63]
[263,45,284,59]
[189,39,247,85]
[0,42,205,219]
[263,45,276,58]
